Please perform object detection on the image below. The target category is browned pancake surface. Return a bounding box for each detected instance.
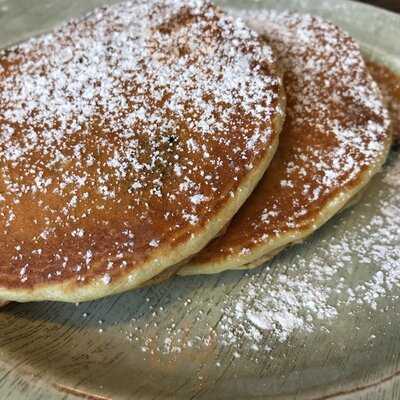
[181,11,391,273]
[0,0,283,298]
[367,60,400,144]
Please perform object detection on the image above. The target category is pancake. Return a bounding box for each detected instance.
[179,11,391,276]
[366,60,400,145]
[0,0,285,302]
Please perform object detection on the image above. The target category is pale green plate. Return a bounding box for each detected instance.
[0,1,399,399]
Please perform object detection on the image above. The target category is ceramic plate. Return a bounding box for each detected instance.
[0,0,399,399]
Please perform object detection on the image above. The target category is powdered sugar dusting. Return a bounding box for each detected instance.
[0,0,282,291]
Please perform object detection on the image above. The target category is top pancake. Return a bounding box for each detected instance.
[180,11,392,275]
[0,0,284,302]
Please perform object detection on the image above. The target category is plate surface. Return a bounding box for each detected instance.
[0,1,399,399]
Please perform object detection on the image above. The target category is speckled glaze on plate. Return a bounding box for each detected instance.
[0,1,399,399]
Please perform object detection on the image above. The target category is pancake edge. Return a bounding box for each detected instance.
[178,130,393,276]
[0,85,286,302]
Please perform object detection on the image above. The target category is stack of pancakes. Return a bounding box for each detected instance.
[0,0,397,304]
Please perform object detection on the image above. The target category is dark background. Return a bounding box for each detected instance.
[360,0,400,12]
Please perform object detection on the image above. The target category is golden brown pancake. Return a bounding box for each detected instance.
[366,60,400,145]
[179,11,392,276]
[0,0,285,302]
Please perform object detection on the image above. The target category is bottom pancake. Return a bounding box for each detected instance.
[366,60,400,145]
[179,11,392,276]
[238,185,369,271]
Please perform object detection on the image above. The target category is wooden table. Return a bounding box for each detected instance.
[361,0,400,12]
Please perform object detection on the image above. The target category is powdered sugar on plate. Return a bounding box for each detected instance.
[109,150,400,357]
[218,151,400,349]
